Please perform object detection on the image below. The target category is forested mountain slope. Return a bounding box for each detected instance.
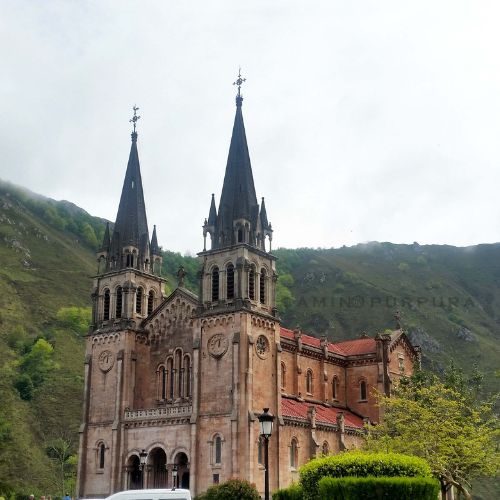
[0,179,498,495]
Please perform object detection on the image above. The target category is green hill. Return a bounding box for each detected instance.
[0,180,498,497]
[274,245,499,393]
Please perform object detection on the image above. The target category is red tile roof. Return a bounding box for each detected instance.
[280,327,376,356]
[333,338,377,355]
[281,397,364,429]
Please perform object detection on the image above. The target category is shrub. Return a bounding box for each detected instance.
[299,451,432,500]
[196,478,260,500]
[318,476,440,500]
[272,483,303,500]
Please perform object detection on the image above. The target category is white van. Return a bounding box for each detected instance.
[105,489,192,500]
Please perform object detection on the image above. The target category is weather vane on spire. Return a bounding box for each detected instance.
[129,105,141,133]
[233,68,246,98]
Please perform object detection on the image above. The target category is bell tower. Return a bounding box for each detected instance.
[91,106,166,330]
[195,73,281,492]
[200,72,277,316]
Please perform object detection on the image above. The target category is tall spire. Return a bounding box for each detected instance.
[150,224,160,255]
[214,69,259,247]
[108,106,150,269]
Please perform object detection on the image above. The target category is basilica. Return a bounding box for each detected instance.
[76,78,420,498]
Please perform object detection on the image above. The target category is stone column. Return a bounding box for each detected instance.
[76,353,92,498]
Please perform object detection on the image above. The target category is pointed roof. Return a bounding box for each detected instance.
[150,224,160,255]
[218,96,258,229]
[109,131,149,254]
[260,197,269,228]
[207,193,217,226]
[99,222,111,253]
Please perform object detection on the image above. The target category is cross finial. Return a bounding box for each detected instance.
[233,68,246,105]
[129,105,141,133]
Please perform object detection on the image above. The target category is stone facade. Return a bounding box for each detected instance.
[77,94,421,498]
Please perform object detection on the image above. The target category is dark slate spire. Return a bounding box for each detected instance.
[260,197,269,229]
[150,225,160,255]
[207,193,217,226]
[107,106,151,270]
[215,72,259,248]
[100,222,111,253]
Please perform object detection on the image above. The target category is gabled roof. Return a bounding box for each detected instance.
[142,286,200,326]
[281,397,364,429]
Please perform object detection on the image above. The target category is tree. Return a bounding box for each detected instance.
[46,436,77,498]
[366,372,500,500]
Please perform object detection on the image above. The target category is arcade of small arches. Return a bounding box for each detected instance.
[98,247,162,275]
[124,447,190,490]
[156,349,192,402]
[209,262,269,304]
[204,221,272,253]
[101,285,157,321]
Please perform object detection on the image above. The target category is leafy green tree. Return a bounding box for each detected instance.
[56,306,91,335]
[366,373,500,500]
[276,272,295,314]
[14,338,59,399]
[46,437,76,498]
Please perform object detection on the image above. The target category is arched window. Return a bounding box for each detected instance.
[184,355,191,398]
[237,227,243,243]
[332,376,338,400]
[212,267,219,302]
[99,442,106,469]
[248,266,255,300]
[115,286,123,318]
[260,268,266,304]
[103,289,110,321]
[214,436,222,464]
[360,380,367,401]
[257,436,264,465]
[148,290,155,315]
[322,441,329,456]
[136,287,143,314]
[175,350,182,398]
[226,264,235,299]
[306,369,313,394]
[167,358,174,400]
[159,366,167,400]
[281,362,286,390]
[290,438,298,468]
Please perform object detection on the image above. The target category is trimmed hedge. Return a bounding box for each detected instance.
[195,478,260,500]
[318,476,440,500]
[299,451,432,500]
[272,483,303,500]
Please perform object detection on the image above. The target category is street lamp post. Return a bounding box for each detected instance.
[258,408,275,500]
[139,449,148,489]
[172,464,178,490]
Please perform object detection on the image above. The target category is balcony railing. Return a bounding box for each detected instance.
[124,404,192,421]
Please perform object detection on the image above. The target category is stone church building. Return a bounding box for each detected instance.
[76,82,420,498]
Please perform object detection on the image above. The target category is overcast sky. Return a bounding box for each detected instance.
[1,1,500,254]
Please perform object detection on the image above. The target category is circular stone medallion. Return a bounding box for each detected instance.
[208,333,229,358]
[255,335,269,359]
[98,350,115,372]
